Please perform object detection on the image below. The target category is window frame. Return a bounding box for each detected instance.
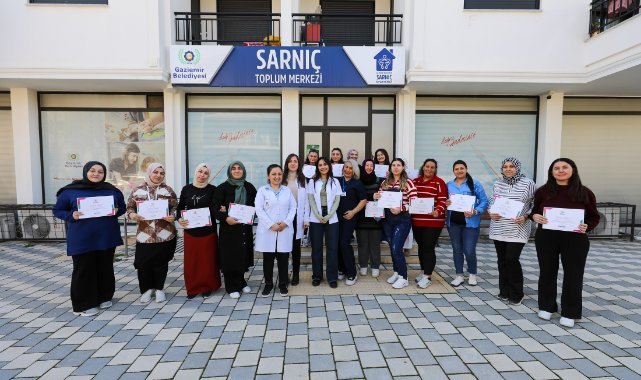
[463,0,540,10]
[29,0,107,5]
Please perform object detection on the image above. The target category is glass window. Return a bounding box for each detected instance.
[0,110,16,203]
[464,0,539,10]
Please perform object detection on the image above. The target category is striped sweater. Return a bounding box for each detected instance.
[488,177,536,243]
[411,175,448,228]
[379,178,417,212]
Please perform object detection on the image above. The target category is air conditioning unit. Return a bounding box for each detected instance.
[0,211,17,240]
[17,209,66,240]
[592,207,620,236]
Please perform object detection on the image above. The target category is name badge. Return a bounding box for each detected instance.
[340,192,347,197]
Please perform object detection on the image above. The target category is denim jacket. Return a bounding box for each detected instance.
[446,178,488,228]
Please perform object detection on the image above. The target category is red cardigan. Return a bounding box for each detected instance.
[411,175,448,228]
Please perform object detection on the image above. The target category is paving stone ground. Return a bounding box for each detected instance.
[1,238,641,379]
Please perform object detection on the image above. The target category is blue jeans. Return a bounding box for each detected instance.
[382,211,412,279]
[310,222,339,283]
[448,223,479,275]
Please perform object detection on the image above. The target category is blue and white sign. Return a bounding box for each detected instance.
[170,45,405,87]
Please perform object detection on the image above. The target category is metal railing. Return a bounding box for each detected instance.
[590,0,640,36]
[292,13,402,46]
[175,12,281,45]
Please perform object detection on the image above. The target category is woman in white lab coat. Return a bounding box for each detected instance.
[283,153,310,286]
[255,164,297,297]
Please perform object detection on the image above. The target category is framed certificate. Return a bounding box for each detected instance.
[542,207,584,232]
[77,195,115,219]
[364,201,384,218]
[302,164,316,179]
[409,198,434,214]
[332,164,344,177]
[490,196,525,220]
[377,191,403,209]
[374,164,388,178]
[136,199,169,220]
[447,194,476,212]
[181,207,212,229]
[228,203,256,225]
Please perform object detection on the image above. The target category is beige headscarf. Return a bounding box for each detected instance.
[146,162,165,187]
[193,163,210,188]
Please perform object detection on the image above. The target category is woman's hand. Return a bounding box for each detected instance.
[226,216,240,225]
[178,218,189,228]
[389,207,401,215]
[72,211,83,220]
[319,217,328,224]
[270,223,280,231]
[163,215,175,223]
[489,212,501,221]
[445,198,452,207]
[129,212,145,222]
[303,223,309,229]
[514,215,527,225]
[343,210,355,220]
[277,222,287,231]
[431,210,440,218]
[463,210,474,218]
[373,191,382,200]
[578,223,588,233]
[532,213,547,225]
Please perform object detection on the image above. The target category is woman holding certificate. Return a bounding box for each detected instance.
[308,157,342,288]
[411,159,448,289]
[177,163,221,299]
[214,161,257,299]
[126,163,178,304]
[356,159,383,277]
[446,160,488,287]
[255,164,297,297]
[531,158,599,328]
[488,157,536,305]
[283,154,309,286]
[374,158,417,289]
[54,161,126,317]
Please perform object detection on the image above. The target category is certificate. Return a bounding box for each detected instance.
[136,199,169,220]
[374,164,388,178]
[303,164,316,179]
[364,201,384,218]
[409,198,434,214]
[181,208,212,229]
[377,191,403,209]
[332,164,344,177]
[490,196,524,220]
[542,207,584,232]
[448,194,476,212]
[77,195,115,219]
[228,203,256,225]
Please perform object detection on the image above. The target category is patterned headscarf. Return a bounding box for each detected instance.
[226,161,248,205]
[501,157,525,186]
[146,163,165,187]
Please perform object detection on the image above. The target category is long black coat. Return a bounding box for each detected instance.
[213,181,257,273]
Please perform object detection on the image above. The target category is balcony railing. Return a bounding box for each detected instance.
[175,12,281,45]
[589,0,640,36]
[292,13,402,46]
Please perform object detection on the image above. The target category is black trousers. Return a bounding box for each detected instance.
[412,226,442,276]
[223,271,248,294]
[535,228,589,319]
[494,240,525,302]
[291,216,301,278]
[264,252,289,287]
[138,260,169,294]
[71,248,115,312]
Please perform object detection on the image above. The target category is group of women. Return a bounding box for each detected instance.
[54,151,598,328]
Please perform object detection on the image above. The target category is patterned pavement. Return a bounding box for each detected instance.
[1,238,641,379]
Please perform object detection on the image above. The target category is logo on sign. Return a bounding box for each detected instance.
[179,49,201,64]
[374,48,395,84]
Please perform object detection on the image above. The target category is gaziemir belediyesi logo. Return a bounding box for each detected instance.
[179,49,201,65]
[374,48,395,84]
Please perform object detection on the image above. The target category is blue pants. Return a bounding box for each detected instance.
[310,222,339,283]
[382,212,412,279]
[448,223,479,275]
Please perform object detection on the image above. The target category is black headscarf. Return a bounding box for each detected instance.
[56,161,120,196]
[360,159,378,186]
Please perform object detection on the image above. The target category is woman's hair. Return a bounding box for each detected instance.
[421,158,438,176]
[331,147,344,163]
[266,163,282,176]
[304,148,319,165]
[140,156,157,173]
[344,159,360,179]
[374,148,390,165]
[544,157,588,203]
[313,157,334,185]
[382,158,409,191]
[283,153,306,187]
[453,159,475,197]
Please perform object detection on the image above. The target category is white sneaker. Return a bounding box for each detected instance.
[417,276,432,289]
[450,275,465,287]
[229,292,241,299]
[538,310,552,321]
[415,273,425,284]
[468,274,478,286]
[155,290,166,303]
[346,276,357,286]
[387,272,399,284]
[392,277,409,289]
[242,286,251,294]
[73,307,99,317]
[140,289,154,303]
[360,267,368,276]
[99,300,113,309]
[559,317,575,328]
[338,272,345,280]
[371,269,380,278]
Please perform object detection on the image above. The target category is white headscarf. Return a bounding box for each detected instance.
[193,163,210,188]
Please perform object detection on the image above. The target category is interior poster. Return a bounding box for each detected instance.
[414,114,536,193]
[41,111,165,203]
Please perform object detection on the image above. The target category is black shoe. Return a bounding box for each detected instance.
[291,273,299,286]
[261,284,274,297]
[497,294,508,301]
[202,292,211,299]
[279,286,288,296]
[187,294,197,299]
[329,281,338,289]
[312,279,321,287]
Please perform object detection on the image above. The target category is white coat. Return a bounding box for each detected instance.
[290,180,310,240]
[307,177,342,224]
[254,185,297,253]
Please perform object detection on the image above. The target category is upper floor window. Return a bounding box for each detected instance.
[464,0,540,9]
[29,0,107,4]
